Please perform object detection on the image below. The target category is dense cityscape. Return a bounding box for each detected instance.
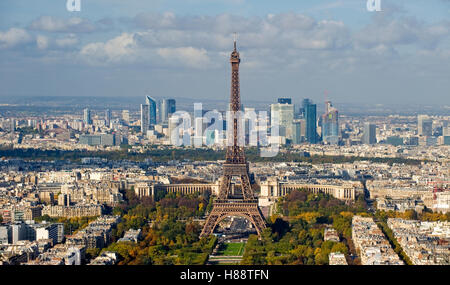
[0,0,449,274]
[0,87,448,265]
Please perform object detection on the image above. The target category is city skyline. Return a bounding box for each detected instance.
[0,1,450,105]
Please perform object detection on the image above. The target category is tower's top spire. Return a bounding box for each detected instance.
[230,32,240,62]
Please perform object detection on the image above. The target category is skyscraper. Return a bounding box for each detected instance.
[304,99,317,144]
[140,104,149,133]
[271,101,294,141]
[145,95,157,127]
[292,120,302,144]
[105,109,111,128]
[322,101,339,145]
[300,98,311,118]
[362,122,377,144]
[83,108,91,125]
[418,115,433,136]
[161,99,176,123]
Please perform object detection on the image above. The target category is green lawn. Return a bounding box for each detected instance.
[217,242,245,256]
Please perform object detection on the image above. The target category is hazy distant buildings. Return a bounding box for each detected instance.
[161,99,176,123]
[8,119,16,132]
[386,136,404,146]
[83,108,92,125]
[418,115,433,136]
[419,136,437,146]
[121,110,130,125]
[362,123,377,144]
[79,134,116,146]
[322,101,339,145]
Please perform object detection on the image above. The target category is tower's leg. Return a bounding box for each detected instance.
[200,203,267,238]
[200,208,220,238]
[218,175,231,200]
[240,174,253,199]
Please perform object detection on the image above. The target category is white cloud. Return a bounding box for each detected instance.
[55,34,79,48]
[29,16,96,33]
[157,47,212,68]
[0,28,32,48]
[80,33,138,63]
[36,35,49,50]
[3,11,450,76]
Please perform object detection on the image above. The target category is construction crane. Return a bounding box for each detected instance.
[427,181,450,200]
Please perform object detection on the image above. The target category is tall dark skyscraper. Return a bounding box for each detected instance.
[304,99,317,144]
[145,95,157,127]
[299,98,311,118]
[161,99,176,123]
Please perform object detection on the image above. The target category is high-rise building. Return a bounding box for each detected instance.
[299,98,311,118]
[322,101,339,145]
[292,120,302,144]
[362,122,377,144]
[140,104,149,133]
[83,108,92,125]
[304,99,317,144]
[105,109,111,127]
[271,101,294,141]
[145,95,157,127]
[418,115,433,136]
[161,99,176,123]
[122,110,130,125]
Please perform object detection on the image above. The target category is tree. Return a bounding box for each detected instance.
[271,218,289,240]
[86,248,101,260]
[331,243,348,255]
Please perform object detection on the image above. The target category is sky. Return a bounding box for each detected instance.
[0,0,449,106]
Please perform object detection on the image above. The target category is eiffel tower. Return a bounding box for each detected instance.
[200,39,266,238]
